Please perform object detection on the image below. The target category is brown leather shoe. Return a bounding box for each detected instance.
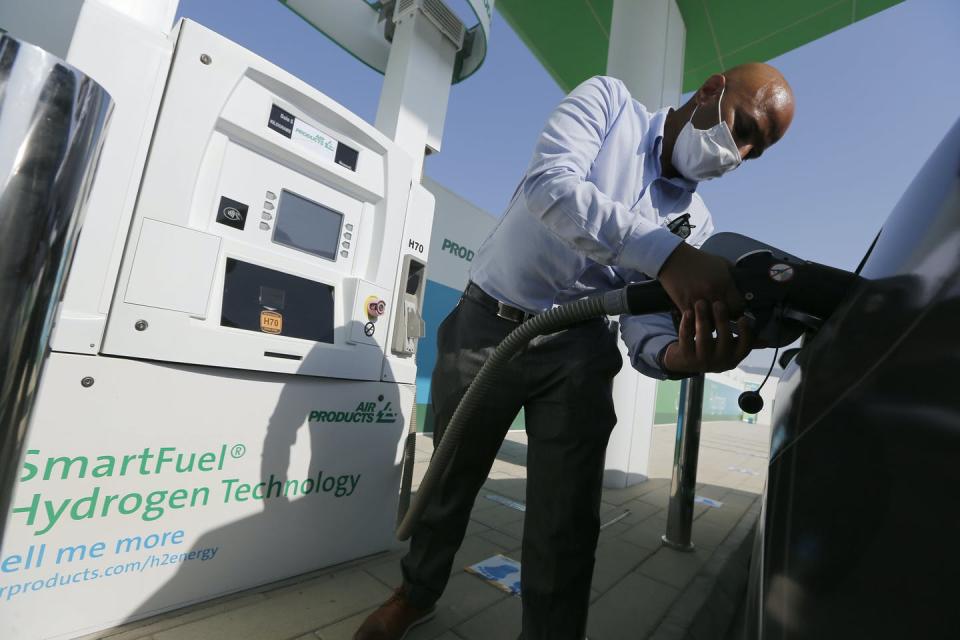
[353,588,437,640]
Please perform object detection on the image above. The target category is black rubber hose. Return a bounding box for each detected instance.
[396,283,669,541]
[396,391,418,528]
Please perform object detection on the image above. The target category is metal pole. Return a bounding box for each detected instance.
[0,36,112,543]
[662,373,705,551]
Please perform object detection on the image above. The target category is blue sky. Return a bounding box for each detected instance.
[177,0,959,369]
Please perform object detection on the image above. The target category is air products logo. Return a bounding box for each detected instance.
[309,396,399,424]
[294,125,336,153]
[441,238,475,262]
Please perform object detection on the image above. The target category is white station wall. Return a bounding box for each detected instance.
[414,178,498,423]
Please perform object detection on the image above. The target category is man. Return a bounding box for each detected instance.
[355,62,795,640]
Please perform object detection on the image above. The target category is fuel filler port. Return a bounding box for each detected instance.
[365,296,387,320]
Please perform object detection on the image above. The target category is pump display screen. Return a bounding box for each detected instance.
[272,190,343,260]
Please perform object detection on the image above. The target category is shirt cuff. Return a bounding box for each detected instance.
[655,340,692,380]
[617,224,684,277]
[632,333,680,380]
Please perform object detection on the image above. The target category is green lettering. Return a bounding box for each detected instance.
[91,456,115,478]
[191,487,209,507]
[221,478,239,503]
[100,493,119,516]
[70,487,99,520]
[119,453,138,476]
[138,448,155,475]
[43,455,89,481]
[20,450,39,482]
[37,498,71,535]
[168,488,188,509]
[143,490,168,521]
[197,452,216,471]
[156,447,176,473]
[11,493,40,525]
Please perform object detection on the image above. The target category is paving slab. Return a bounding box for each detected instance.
[450,534,511,577]
[453,594,522,640]
[587,573,679,640]
[406,572,507,639]
[591,538,659,592]
[316,607,375,640]
[470,504,525,530]
[636,547,713,590]
[619,498,664,524]
[78,592,269,640]
[477,528,523,551]
[151,570,389,640]
[362,552,405,589]
[619,515,671,551]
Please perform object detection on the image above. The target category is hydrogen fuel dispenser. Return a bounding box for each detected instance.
[0,4,442,638]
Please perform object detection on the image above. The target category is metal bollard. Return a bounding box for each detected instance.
[0,36,113,542]
[662,373,705,551]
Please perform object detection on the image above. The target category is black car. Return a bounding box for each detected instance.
[740,117,960,638]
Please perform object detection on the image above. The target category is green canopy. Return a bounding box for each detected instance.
[497,0,903,93]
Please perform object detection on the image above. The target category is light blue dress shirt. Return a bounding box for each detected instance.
[469,76,714,379]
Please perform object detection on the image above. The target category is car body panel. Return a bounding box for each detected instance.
[745,117,960,638]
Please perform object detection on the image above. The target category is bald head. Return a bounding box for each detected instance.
[722,62,795,152]
[661,62,794,178]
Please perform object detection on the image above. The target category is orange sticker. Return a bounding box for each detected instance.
[260,310,283,334]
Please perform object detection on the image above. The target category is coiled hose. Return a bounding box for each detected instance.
[395,286,653,541]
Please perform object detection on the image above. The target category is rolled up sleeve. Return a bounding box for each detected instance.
[520,75,683,277]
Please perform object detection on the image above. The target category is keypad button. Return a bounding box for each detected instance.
[345,223,354,231]
[341,241,350,249]
[261,212,273,220]
[340,250,349,258]
[259,221,270,230]
[265,191,277,200]
[344,232,352,240]
[263,201,275,210]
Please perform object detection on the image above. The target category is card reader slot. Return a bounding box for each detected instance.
[264,351,303,360]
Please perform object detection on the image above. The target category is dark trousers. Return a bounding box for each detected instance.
[401,286,623,639]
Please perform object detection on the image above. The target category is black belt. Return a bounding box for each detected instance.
[463,282,536,323]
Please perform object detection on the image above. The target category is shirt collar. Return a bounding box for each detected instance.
[648,106,698,193]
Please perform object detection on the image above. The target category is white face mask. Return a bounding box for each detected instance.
[671,87,742,181]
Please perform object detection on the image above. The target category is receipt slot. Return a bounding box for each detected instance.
[0,10,436,640]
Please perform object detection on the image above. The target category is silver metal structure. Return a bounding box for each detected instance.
[0,35,112,540]
[662,373,705,551]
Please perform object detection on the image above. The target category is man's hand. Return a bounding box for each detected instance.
[657,242,744,315]
[662,300,753,375]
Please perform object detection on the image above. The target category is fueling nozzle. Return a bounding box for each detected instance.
[614,239,860,348]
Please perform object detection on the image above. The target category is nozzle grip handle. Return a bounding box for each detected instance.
[623,281,674,315]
